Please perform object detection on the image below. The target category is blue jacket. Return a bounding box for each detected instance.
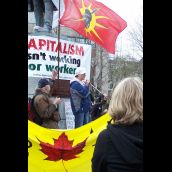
[70,80,92,114]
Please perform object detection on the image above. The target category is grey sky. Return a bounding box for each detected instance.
[97,0,143,59]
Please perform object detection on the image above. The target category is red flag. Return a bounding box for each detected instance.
[60,0,127,54]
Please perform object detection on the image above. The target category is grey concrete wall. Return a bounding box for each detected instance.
[28,77,41,97]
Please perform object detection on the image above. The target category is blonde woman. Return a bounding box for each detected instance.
[92,77,143,172]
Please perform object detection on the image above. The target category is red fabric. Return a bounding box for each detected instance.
[28,101,34,121]
[60,0,127,54]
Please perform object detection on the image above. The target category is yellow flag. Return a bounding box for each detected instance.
[28,113,111,172]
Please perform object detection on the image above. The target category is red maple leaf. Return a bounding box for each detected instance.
[38,132,87,161]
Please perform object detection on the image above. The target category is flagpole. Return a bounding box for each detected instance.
[57,0,61,90]
[90,83,103,95]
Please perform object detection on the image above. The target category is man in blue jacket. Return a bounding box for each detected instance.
[70,67,92,128]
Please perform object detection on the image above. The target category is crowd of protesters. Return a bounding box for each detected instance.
[28,0,109,129]
[28,2,143,171]
[28,68,109,129]
[28,71,143,172]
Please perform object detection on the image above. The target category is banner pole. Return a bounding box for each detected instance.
[57,0,61,90]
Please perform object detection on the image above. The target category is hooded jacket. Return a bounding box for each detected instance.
[92,122,143,172]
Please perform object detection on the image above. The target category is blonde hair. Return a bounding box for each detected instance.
[108,77,143,125]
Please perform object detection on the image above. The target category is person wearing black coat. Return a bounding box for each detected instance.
[92,77,143,172]
[91,93,109,120]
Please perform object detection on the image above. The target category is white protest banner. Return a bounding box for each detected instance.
[63,98,75,129]
[28,35,91,80]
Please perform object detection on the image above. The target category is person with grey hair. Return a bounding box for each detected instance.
[92,77,143,172]
[28,0,58,33]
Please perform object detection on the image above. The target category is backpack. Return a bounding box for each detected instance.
[28,98,34,121]
[28,96,43,125]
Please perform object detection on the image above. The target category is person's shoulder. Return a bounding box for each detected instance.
[34,92,49,102]
[34,94,44,102]
[70,80,78,85]
[97,129,110,141]
[94,129,112,150]
[70,81,82,88]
